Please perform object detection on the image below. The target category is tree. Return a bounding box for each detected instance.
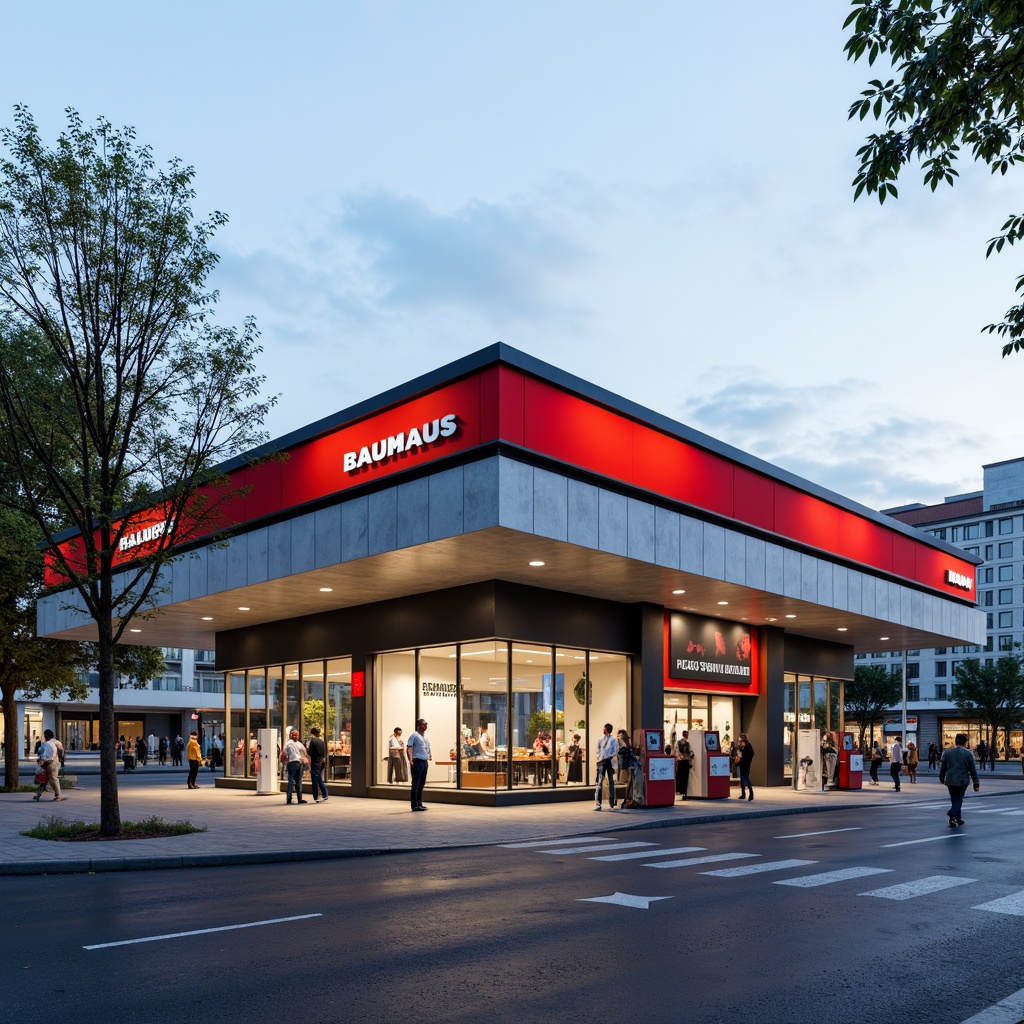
[952,651,1024,758]
[0,107,273,833]
[844,2,1024,354]
[845,665,903,749]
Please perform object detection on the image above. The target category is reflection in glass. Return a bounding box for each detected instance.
[326,657,351,784]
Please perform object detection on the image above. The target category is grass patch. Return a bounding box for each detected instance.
[21,815,207,842]
[2,785,42,794]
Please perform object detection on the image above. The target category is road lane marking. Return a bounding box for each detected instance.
[774,827,862,839]
[858,875,975,900]
[538,841,658,855]
[701,859,817,877]
[774,867,892,888]
[960,985,1024,1022]
[882,834,965,847]
[967,807,1016,814]
[84,913,323,950]
[577,892,672,909]
[645,852,759,869]
[973,891,1024,917]
[589,846,706,862]
[500,837,618,848]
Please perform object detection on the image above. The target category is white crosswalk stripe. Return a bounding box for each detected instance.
[973,891,1024,916]
[701,859,817,877]
[858,875,975,900]
[499,836,619,849]
[645,852,759,869]
[589,846,706,862]
[537,841,659,855]
[774,866,892,888]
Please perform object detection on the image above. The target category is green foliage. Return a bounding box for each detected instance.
[845,665,903,746]
[952,649,1024,756]
[0,106,275,833]
[845,2,1024,355]
[21,814,205,840]
[527,709,564,741]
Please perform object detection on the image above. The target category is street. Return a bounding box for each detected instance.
[4,794,1024,1024]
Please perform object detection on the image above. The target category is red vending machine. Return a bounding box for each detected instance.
[837,732,863,790]
[639,728,674,807]
[692,730,731,799]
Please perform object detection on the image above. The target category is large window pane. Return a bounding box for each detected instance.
[557,647,588,786]
[326,658,351,784]
[376,651,416,786]
[510,643,552,787]
[226,673,245,775]
[459,641,508,791]
[419,646,457,788]
[247,670,266,777]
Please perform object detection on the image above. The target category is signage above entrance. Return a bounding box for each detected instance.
[666,612,758,693]
[945,569,973,592]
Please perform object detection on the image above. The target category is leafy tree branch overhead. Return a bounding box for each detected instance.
[845,1,1024,354]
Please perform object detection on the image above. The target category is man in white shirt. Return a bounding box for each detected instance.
[890,734,903,792]
[33,729,63,802]
[594,722,618,810]
[407,719,432,811]
[477,726,493,758]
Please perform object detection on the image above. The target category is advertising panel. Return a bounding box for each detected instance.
[668,612,755,689]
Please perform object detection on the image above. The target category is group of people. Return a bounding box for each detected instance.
[669,730,755,801]
[115,733,190,771]
[868,737,919,787]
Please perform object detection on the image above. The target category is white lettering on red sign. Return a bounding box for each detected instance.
[945,569,973,592]
[119,518,174,553]
[343,413,458,472]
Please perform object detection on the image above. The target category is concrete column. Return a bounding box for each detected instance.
[634,603,666,732]
[747,625,786,788]
[350,652,368,795]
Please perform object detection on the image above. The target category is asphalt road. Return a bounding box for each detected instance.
[4,795,1024,1024]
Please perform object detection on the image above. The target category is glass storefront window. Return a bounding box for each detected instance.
[326,658,352,784]
[227,673,245,775]
[246,669,266,777]
[558,647,588,786]
[510,643,553,788]
[376,651,417,786]
[459,641,508,791]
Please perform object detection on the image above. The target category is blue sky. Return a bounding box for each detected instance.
[4,1,1020,510]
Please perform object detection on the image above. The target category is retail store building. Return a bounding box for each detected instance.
[37,345,985,803]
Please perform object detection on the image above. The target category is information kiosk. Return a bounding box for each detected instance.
[639,728,675,807]
[837,731,863,790]
[256,727,279,795]
[689,729,731,799]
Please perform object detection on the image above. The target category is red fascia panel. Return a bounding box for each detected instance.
[523,377,634,481]
[837,511,893,573]
[634,427,735,518]
[733,466,775,532]
[494,364,525,446]
[775,488,841,554]
[892,532,918,581]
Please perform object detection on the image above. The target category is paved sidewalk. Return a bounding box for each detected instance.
[2,773,1021,876]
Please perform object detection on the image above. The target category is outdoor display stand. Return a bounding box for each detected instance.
[256,727,280,795]
[796,729,821,791]
[689,729,730,799]
[639,728,674,807]
[837,731,863,790]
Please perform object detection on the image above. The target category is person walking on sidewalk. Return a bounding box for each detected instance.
[905,742,919,783]
[890,734,903,791]
[307,726,328,803]
[927,742,939,770]
[185,731,203,789]
[675,731,693,800]
[869,741,882,785]
[594,722,618,811]
[281,728,309,804]
[736,733,755,800]
[939,732,980,828]
[33,729,63,802]
[407,718,431,811]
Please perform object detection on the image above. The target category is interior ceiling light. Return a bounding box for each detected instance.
[319,587,333,593]
[672,589,686,595]
[765,616,778,622]
[837,627,848,632]
[238,606,250,611]
[129,628,142,633]
[880,636,890,641]
[529,560,545,567]
[717,601,728,606]
[201,616,213,621]
[785,614,797,619]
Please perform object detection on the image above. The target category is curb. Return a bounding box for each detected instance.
[7,787,1022,876]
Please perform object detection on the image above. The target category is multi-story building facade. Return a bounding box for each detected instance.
[9,648,235,757]
[880,457,1024,756]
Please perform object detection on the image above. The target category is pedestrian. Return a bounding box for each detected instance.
[158,736,168,765]
[736,733,755,800]
[407,718,431,811]
[927,742,939,770]
[307,726,328,803]
[280,728,308,803]
[675,730,693,799]
[977,739,988,771]
[890,734,903,791]
[387,727,408,783]
[172,734,184,766]
[185,730,203,789]
[594,722,618,811]
[905,741,918,783]
[939,732,980,828]
[135,735,147,767]
[33,729,63,802]
[869,741,882,785]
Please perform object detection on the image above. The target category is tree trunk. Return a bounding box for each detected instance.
[96,614,121,836]
[1,676,19,791]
